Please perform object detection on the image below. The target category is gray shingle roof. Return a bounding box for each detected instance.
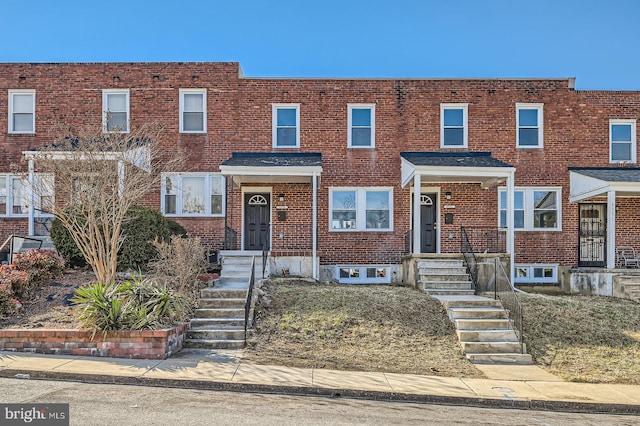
[569,167,640,182]
[222,152,322,167]
[401,152,512,168]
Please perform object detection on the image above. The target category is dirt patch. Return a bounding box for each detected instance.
[244,279,484,378]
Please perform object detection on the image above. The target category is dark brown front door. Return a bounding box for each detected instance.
[244,193,270,251]
[420,193,437,253]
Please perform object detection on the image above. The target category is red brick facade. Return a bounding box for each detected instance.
[1,63,639,285]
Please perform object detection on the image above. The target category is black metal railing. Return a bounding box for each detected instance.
[262,224,270,279]
[494,258,524,353]
[460,226,478,291]
[462,227,506,253]
[244,256,256,347]
[223,226,238,250]
[404,230,412,254]
[0,235,44,265]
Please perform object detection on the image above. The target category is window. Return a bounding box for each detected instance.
[103,89,129,132]
[610,119,637,163]
[180,89,206,133]
[514,264,558,284]
[8,90,35,133]
[336,266,391,284]
[499,187,561,231]
[0,174,53,217]
[161,173,225,216]
[272,104,300,148]
[348,104,375,148]
[440,103,468,147]
[330,188,392,231]
[516,103,543,148]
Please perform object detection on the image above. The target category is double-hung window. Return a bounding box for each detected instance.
[103,89,130,132]
[610,119,637,163]
[516,103,543,148]
[272,104,300,148]
[348,104,375,148]
[330,188,393,231]
[441,103,468,147]
[180,89,206,133]
[0,174,53,216]
[8,90,35,133]
[499,187,561,231]
[162,173,225,216]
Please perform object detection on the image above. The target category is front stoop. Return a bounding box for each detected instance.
[618,276,640,302]
[434,295,533,365]
[184,255,255,350]
[417,258,475,296]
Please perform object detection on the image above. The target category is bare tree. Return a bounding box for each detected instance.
[24,121,185,284]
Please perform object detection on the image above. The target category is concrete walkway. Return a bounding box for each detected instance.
[1,349,640,415]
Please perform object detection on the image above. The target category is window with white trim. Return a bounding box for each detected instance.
[8,90,35,133]
[161,173,225,216]
[514,264,558,283]
[336,266,391,284]
[180,89,206,133]
[0,174,53,217]
[103,89,130,132]
[499,187,561,231]
[272,104,300,148]
[441,103,468,147]
[610,119,637,163]
[330,188,392,231]
[348,104,375,148]
[516,103,543,148]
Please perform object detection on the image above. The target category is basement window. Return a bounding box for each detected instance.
[336,266,390,284]
[514,264,558,284]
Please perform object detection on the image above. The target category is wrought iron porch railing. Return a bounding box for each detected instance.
[262,224,270,279]
[460,226,478,291]
[494,257,524,354]
[404,230,412,254]
[0,235,44,265]
[223,226,238,251]
[244,256,256,347]
[461,227,506,253]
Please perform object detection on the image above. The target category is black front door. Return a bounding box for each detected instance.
[244,193,270,251]
[578,203,606,267]
[420,193,437,253]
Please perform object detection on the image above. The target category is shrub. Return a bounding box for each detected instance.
[71,275,191,333]
[0,282,17,316]
[12,249,65,288]
[150,236,208,302]
[0,265,30,300]
[50,215,86,268]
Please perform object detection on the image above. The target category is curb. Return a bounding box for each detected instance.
[1,369,639,416]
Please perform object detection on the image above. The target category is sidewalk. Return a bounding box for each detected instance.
[1,348,640,415]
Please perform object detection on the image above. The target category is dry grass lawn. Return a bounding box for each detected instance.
[520,293,640,384]
[244,279,484,378]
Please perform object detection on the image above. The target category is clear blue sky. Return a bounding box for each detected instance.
[2,0,639,90]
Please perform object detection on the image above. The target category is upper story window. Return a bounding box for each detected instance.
[272,104,300,148]
[348,104,375,148]
[8,90,35,134]
[440,103,468,147]
[499,187,561,231]
[180,89,207,133]
[161,173,225,217]
[330,187,393,231]
[516,103,543,148]
[103,89,129,133]
[0,174,53,217]
[610,119,637,163]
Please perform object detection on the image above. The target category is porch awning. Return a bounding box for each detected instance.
[220,152,322,186]
[569,167,640,202]
[400,152,514,188]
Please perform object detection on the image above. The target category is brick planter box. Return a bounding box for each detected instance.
[0,323,189,359]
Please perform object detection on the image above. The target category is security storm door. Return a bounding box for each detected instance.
[244,193,270,251]
[420,194,437,253]
[578,203,606,267]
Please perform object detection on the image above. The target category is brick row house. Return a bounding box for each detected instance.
[1,62,639,296]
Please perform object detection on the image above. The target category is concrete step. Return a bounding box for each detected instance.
[450,307,507,320]
[424,289,475,296]
[187,328,245,340]
[420,281,473,290]
[199,298,246,309]
[439,297,503,309]
[183,339,245,350]
[201,287,247,299]
[462,341,523,354]
[418,267,468,275]
[416,260,464,268]
[457,329,518,342]
[455,318,512,330]
[194,308,245,319]
[189,318,246,329]
[466,353,533,365]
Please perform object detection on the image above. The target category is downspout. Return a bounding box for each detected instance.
[312,172,318,280]
[607,190,616,269]
[28,159,35,236]
[506,169,515,287]
[412,174,421,254]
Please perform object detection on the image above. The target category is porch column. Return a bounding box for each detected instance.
[312,172,318,280]
[28,159,35,236]
[506,170,515,286]
[412,174,421,254]
[607,190,616,269]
